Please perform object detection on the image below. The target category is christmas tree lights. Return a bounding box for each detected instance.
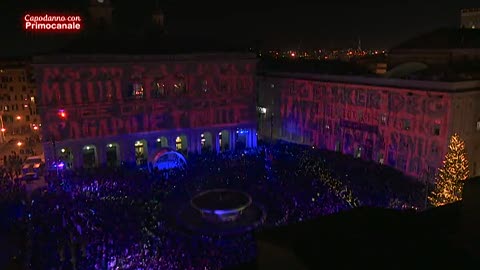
[428,133,469,207]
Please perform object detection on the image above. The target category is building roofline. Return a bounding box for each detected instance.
[32,53,258,64]
[259,72,480,92]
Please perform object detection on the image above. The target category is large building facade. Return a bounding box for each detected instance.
[0,61,40,142]
[34,53,258,169]
[258,72,480,179]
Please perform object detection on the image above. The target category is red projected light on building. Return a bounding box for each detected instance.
[23,13,82,32]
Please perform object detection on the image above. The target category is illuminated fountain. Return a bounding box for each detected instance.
[177,189,265,235]
[191,189,252,223]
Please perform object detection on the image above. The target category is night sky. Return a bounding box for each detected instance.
[0,0,478,56]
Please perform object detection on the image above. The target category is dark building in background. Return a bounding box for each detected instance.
[388,28,480,77]
[461,8,480,29]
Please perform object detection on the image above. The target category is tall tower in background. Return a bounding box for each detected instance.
[151,1,166,34]
[461,8,480,29]
[152,0,165,30]
[88,0,114,29]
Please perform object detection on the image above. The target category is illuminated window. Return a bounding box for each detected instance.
[174,77,186,94]
[380,114,387,125]
[202,80,208,93]
[355,147,362,158]
[175,136,182,150]
[378,153,384,164]
[152,81,166,98]
[130,82,144,99]
[476,120,480,131]
[201,133,206,147]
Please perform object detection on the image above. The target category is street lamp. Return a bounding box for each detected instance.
[270,112,274,141]
[17,141,22,147]
[0,114,5,143]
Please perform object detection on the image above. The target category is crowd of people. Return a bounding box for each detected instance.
[0,140,426,269]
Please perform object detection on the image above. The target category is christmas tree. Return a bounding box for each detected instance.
[428,133,469,207]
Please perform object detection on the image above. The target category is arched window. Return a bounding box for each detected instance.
[175,136,182,150]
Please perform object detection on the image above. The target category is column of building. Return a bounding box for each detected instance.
[120,139,135,165]
[72,144,84,169]
[245,129,252,148]
[251,128,258,148]
[97,144,107,167]
[213,131,220,153]
[167,135,177,151]
[190,132,201,154]
[229,129,236,151]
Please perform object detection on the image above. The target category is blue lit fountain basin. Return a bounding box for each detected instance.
[190,189,253,223]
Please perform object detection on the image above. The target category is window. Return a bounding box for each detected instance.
[380,113,387,125]
[355,147,362,158]
[9,86,13,91]
[433,124,440,136]
[403,119,411,130]
[357,111,364,121]
[431,145,438,154]
[30,97,35,103]
[26,115,30,121]
[3,106,8,111]
[174,77,186,94]
[202,80,208,93]
[175,136,182,150]
[476,120,480,131]
[22,86,26,91]
[152,81,166,98]
[130,82,144,99]
[201,133,205,147]
[378,153,384,164]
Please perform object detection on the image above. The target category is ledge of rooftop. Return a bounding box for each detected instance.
[32,33,256,63]
[260,70,480,92]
